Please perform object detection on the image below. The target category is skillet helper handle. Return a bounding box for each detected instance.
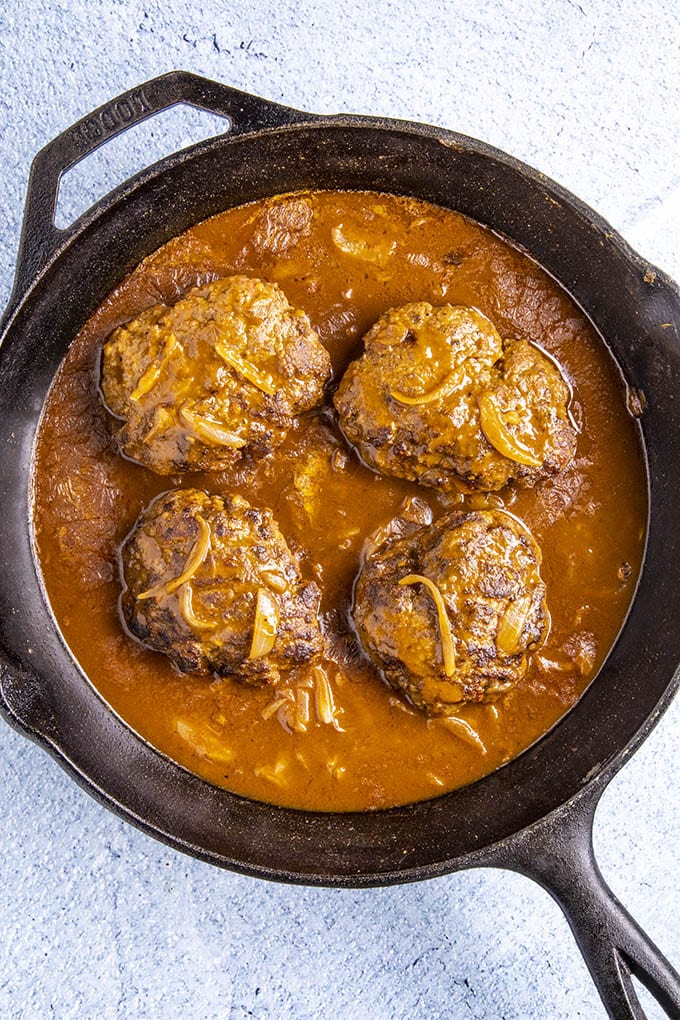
[498,789,680,1020]
[13,70,306,296]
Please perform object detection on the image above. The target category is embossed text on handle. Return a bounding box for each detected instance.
[69,89,155,151]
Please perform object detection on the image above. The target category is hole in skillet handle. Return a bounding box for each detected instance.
[54,105,232,229]
[8,70,308,306]
[493,785,680,1020]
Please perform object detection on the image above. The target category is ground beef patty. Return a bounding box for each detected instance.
[101,275,331,474]
[353,508,548,714]
[334,303,576,491]
[121,488,323,685]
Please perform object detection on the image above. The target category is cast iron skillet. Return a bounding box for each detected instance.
[0,71,679,1020]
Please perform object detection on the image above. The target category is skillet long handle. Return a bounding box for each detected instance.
[495,787,680,1019]
[11,70,307,298]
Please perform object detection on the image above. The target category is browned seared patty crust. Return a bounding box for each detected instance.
[121,488,323,685]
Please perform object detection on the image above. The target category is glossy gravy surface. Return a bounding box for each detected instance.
[32,191,647,811]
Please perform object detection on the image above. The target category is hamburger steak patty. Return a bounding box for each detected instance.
[353,508,549,714]
[121,488,323,685]
[334,302,576,492]
[101,275,332,474]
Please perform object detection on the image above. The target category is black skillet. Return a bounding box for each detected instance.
[0,71,679,1020]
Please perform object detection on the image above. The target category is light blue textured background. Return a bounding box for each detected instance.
[1,2,679,1018]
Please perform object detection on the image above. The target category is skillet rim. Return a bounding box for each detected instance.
[0,111,679,884]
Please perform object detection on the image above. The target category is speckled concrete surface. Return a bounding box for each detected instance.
[1,2,679,1018]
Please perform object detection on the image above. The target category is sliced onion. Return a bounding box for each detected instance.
[331,223,396,266]
[262,694,293,721]
[130,361,162,402]
[326,757,346,780]
[130,333,182,402]
[437,715,487,754]
[294,688,310,732]
[496,595,532,655]
[399,574,456,678]
[391,366,465,406]
[178,582,218,632]
[478,394,542,467]
[137,515,212,601]
[260,569,289,593]
[175,718,234,763]
[276,702,296,734]
[217,345,277,395]
[254,756,288,785]
[180,405,246,448]
[164,516,212,595]
[248,588,280,659]
[312,664,337,725]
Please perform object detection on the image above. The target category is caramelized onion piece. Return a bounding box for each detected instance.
[260,569,289,593]
[399,574,456,678]
[130,334,181,402]
[164,516,212,595]
[217,345,277,395]
[331,223,396,266]
[391,366,465,406]
[175,719,234,763]
[178,582,218,632]
[254,755,288,785]
[312,664,336,725]
[276,702,296,734]
[130,361,162,403]
[262,672,345,734]
[137,515,212,600]
[248,588,280,659]
[262,694,292,721]
[437,715,487,754]
[478,394,542,467]
[311,664,344,730]
[180,405,246,448]
[326,757,346,780]
[294,688,310,731]
[496,594,533,655]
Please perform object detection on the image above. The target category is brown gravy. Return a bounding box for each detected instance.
[31,191,647,811]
